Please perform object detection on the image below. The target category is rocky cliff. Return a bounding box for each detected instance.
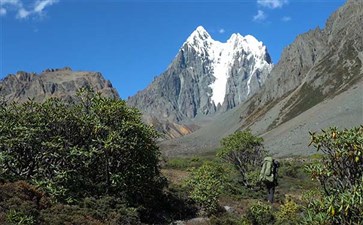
[0,67,119,103]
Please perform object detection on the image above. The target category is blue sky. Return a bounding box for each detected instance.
[1,0,345,99]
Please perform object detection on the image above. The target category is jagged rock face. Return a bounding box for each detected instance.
[223,36,272,111]
[259,28,326,103]
[128,26,273,124]
[242,0,363,131]
[0,67,119,103]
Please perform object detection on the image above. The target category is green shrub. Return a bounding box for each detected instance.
[217,130,266,187]
[0,89,166,206]
[302,180,363,225]
[6,209,35,225]
[222,167,265,199]
[0,181,142,224]
[39,197,140,225]
[279,162,300,178]
[275,198,301,224]
[303,126,363,224]
[184,162,227,215]
[0,181,50,224]
[245,201,275,225]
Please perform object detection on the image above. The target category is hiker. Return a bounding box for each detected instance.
[259,156,279,203]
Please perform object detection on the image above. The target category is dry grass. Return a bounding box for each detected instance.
[162,168,190,186]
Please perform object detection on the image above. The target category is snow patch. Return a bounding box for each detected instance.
[208,41,234,105]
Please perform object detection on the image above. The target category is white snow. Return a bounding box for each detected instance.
[185,26,212,55]
[247,66,257,96]
[207,40,234,106]
[184,26,273,106]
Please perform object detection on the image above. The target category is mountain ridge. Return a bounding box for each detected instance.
[0,67,119,103]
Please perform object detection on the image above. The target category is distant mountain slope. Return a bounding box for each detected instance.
[127,26,272,138]
[0,67,119,103]
[161,0,363,156]
[241,0,362,133]
[161,80,362,157]
[262,80,362,156]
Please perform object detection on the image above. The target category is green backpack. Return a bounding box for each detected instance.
[259,157,275,183]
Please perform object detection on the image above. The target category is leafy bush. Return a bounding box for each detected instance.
[39,197,140,225]
[6,209,36,225]
[302,181,363,225]
[307,126,363,193]
[245,201,275,225]
[279,162,301,179]
[0,89,166,206]
[304,126,363,224]
[0,181,141,225]
[184,162,227,215]
[0,181,50,224]
[275,198,301,224]
[217,130,266,187]
[0,89,202,223]
[222,167,265,200]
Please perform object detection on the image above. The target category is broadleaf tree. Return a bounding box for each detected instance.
[217,130,266,187]
[0,88,166,205]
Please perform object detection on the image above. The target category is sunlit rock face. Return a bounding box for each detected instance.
[0,67,119,103]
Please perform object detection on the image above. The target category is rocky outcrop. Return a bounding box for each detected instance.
[0,67,119,103]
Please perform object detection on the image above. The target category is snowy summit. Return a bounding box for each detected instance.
[184,26,273,106]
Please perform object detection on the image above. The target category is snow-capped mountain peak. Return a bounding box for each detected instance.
[227,33,269,60]
[185,26,212,46]
[128,26,273,124]
[227,33,244,44]
[182,26,273,106]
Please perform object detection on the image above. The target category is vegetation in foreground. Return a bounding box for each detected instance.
[0,90,362,224]
[0,89,195,224]
[163,127,362,225]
